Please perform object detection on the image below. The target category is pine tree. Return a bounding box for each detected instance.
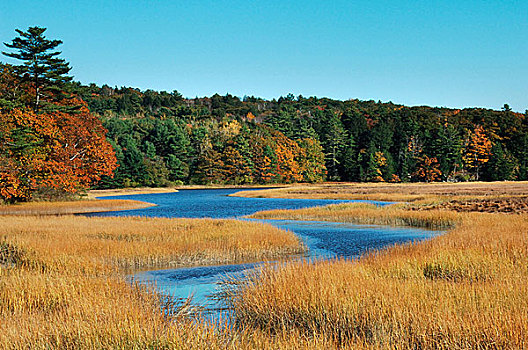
[2,26,72,112]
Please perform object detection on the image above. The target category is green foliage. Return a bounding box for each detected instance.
[2,27,73,112]
[72,86,527,187]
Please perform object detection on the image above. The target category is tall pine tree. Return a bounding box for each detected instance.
[3,26,72,112]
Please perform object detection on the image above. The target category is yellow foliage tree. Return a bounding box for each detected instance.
[463,125,492,180]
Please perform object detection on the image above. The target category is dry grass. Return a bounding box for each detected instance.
[0,215,307,349]
[249,202,459,230]
[0,199,154,215]
[4,182,528,348]
[87,187,180,198]
[0,215,305,270]
[233,181,528,205]
[228,211,528,349]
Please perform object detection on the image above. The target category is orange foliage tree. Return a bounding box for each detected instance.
[0,100,117,202]
[463,125,492,180]
[412,155,442,182]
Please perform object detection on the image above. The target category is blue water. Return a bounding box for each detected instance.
[90,188,441,317]
[87,188,390,218]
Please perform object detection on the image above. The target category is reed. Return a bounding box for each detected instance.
[4,183,528,348]
[249,202,460,230]
[0,215,304,270]
[233,181,528,204]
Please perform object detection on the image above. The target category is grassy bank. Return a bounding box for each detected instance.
[88,187,179,198]
[0,199,155,215]
[0,215,306,348]
[88,184,285,199]
[225,194,528,348]
[249,202,460,230]
[233,181,528,204]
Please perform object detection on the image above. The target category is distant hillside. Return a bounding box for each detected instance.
[71,83,528,188]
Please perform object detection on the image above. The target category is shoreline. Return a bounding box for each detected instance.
[0,199,156,216]
[89,184,287,197]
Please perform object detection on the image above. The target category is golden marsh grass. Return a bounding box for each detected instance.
[0,215,305,270]
[249,202,460,230]
[227,202,528,348]
[0,214,306,349]
[233,181,528,204]
[3,182,528,348]
[0,199,154,215]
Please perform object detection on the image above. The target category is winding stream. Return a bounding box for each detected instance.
[89,189,441,317]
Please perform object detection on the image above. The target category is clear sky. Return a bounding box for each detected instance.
[1,0,527,111]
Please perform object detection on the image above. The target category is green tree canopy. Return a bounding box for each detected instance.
[3,26,72,112]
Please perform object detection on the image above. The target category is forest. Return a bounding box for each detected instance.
[1,27,528,202]
[73,84,528,188]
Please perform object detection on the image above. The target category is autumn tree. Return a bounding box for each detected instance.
[297,138,326,183]
[412,155,442,182]
[463,125,492,180]
[3,27,73,112]
[0,101,117,202]
[365,150,388,182]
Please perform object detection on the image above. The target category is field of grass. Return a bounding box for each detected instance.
[233,181,528,205]
[249,202,460,230]
[0,215,306,348]
[0,199,155,215]
[224,188,528,348]
[3,182,527,348]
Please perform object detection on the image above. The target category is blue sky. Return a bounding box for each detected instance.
[1,0,527,111]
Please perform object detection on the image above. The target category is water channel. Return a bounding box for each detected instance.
[88,188,441,317]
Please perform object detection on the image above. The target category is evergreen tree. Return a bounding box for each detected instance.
[342,134,360,181]
[483,143,516,181]
[433,123,462,181]
[322,112,347,180]
[3,27,72,112]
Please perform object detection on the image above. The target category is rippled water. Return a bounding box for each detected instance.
[87,188,390,218]
[90,188,441,317]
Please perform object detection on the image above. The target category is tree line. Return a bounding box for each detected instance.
[74,85,528,187]
[1,26,528,203]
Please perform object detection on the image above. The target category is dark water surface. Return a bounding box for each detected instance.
[90,188,441,316]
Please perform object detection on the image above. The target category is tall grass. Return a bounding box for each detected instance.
[0,199,154,215]
[228,212,528,348]
[0,215,306,349]
[233,181,528,204]
[0,215,305,270]
[3,184,528,348]
[250,202,460,230]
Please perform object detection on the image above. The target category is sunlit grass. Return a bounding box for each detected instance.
[228,207,528,348]
[0,215,305,270]
[0,215,306,349]
[3,183,528,348]
[233,181,528,204]
[249,202,459,230]
[0,199,154,215]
